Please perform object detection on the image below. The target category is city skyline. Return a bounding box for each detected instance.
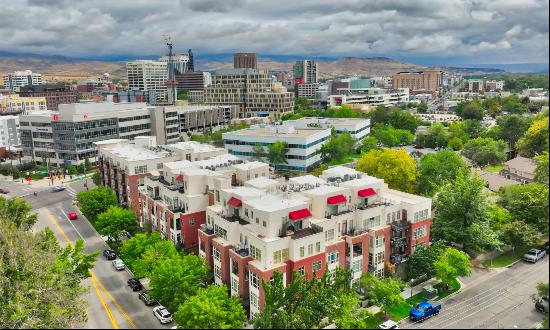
[0,0,548,66]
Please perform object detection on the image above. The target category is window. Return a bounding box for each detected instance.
[190,219,195,227]
[250,245,262,262]
[213,247,221,262]
[250,272,260,289]
[300,246,305,258]
[214,265,221,279]
[157,163,163,169]
[315,242,321,253]
[273,250,282,264]
[352,259,362,273]
[375,251,385,264]
[313,261,322,272]
[134,165,147,174]
[386,213,391,224]
[250,292,259,308]
[216,190,220,202]
[327,251,339,265]
[262,220,267,227]
[325,229,335,242]
[308,244,314,256]
[376,236,385,248]
[298,266,305,276]
[413,226,427,240]
[282,248,289,262]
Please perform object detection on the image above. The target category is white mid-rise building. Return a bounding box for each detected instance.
[126,60,168,103]
[0,115,20,147]
[328,88,409,108]
[223,124,331,171]
[3,70,43,92]
[284,117,371,140]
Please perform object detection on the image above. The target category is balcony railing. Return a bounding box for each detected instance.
[199,224,215,235]
[233,245,250,258]
[326,208,353,219]
[345,228,368,237]
[391,221,410,233]
[290,224,323,240]
[391,237,409,248]
[368,264,377,272]
[357,202,391,210]
[221,213,249,225]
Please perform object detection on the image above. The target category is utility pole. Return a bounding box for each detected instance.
[163,34,178,105]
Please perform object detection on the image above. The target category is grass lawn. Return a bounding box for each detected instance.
[483,164,504,173]
[482,245,532,268]
[386,292,426,321]
[364,312,385,329]
[434,278,461,300]
[329,153,363,166]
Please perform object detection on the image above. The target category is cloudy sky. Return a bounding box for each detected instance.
[0,0,548,65]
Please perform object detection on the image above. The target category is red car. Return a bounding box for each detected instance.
[67,212,78,220]
[0,188,9,194]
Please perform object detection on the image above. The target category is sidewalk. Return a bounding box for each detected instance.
[17,173,94,188]
[401,278,439,299]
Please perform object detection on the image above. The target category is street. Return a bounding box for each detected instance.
[1,177,171,329]
[401,257,549,329]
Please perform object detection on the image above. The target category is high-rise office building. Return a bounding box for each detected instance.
[3,70,43,92]
[126,60,168,104]
[293,60,318,84]
[392,71,442,92]
[233,53,258,69]
[18,84,78,110]
[187,49,195,72]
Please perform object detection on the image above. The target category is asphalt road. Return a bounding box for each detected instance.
[400,257,549,329]
[1,178,171,329]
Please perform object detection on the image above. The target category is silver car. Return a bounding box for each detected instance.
[112,259,125,271]
[522,249,546,263]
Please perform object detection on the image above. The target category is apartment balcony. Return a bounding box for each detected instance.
[357,202,391,211]
[345,228,368,237]
[159,177,172,187]
[391,237,409,249]
[233,245,250,258]
[326,208,354,219]
[391,221,410,233]
[367,264,377,272]
[289,224,323,240]
[199,223,215,235]
[221,213,249,226]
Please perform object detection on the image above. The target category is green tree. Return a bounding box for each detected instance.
[75,186,118,222]
[387,110,421,133]
[417,102,428,113]
[496,115,530,149]
[533,282,550,329]
[174,284,246,329]
[360,136,380,153]
[95,206,137,242]
[251,143,266,161]
[448,121,470,143]
[0,218,95,328]
[416,150,468,196]
[456,100,484,120]
[371,124,414,147]
[501,95,528,114]
[434,247,472,290]
[463,137,507,166]
[119,232,163,271]
[534,152,549,185]
[357,148,417,193]
[424,123,448,148]
[324,104,359,118]
[67,164,77,175]
[431,171,500,252]
[133,240,179,278]
[177,89,189,100]
[91,170,101,186]
[360,273,407,317]
[447,137,464,150]
[516,117,549,157]
[499,221,539,255]
[405,241,448,280]
[499,183,549,233]
[320,132,356,161]
[267,141,289,166]
[149,254,209,312]
[0,196,38,230]
[281,113,302,121]
[487,202,512,232]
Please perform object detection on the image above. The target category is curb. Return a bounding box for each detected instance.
[438,278,465,302]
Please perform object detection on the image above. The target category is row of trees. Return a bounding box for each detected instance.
[0,197,97,328]
[118,232,246,329]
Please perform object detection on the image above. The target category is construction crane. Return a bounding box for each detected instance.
[163,34,177,105]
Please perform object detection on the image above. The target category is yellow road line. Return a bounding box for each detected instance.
[46,211,121,329]
[90,275,120,329]
[92,270,139,329]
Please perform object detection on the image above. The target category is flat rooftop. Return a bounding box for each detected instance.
[292,117,370,126]
[245,194,308,212]
[322,165,361,177]
[302,184,347,196]
[245,177,278,189]
[289,175,326,186]
[233,161,268,171]
[194,154,241,168]
[343,176,384,187]
[223,187,265,198]
[166,141,224,153]
[224,126,330,139]
[163,160,195,171]
[103,144,170,162]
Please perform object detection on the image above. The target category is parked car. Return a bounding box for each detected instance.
[544,241,549,254]
[0,188,9,194]
[153,306,173,324]
[52,185,66,192]
[535,297,549,313]
[522,249,546,263]
[112,259,125,271]
[67,212,78,220]
[102,249,116,260]
[138,291,158,306]
[409,301,441,322]
[378,320,400,329]
[127,278,143,291]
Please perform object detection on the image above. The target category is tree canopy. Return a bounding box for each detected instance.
[516,117,549,157]
[173,284,246,329]
[434,247,472,288]
[499,221,539,254]
[495,115,531,149]
[371,124,414,147]
[499,183,549,233]
[359,272,407,316]
[320,132,356,161]
[95,206,137,242]
[267,141,289,166]
[416,150,468,196]
[534,152,549,185]
[463,137,507,167]
[75,186,118,222]
[455,100,484,120]
[357,148,417,193]
[0,196,37,230]
[405,241,448,280]
[118,232,163,272]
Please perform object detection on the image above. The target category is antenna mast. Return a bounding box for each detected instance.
[163,34,177,105]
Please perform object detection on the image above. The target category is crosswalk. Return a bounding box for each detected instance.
[66,186,78,198]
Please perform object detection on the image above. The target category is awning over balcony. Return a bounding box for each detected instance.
[327,194,347,205]
[289,208,312,221]
[358,188,376,198]
[228,197,242,208]
[176,174,184,182]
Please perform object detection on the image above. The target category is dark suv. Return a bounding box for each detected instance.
[138,291,158,306]
[127,278,143,291]
[102,249,116,260]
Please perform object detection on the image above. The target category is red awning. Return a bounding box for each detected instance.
[228,197,242,208]
[176,174,184,182]
[327,195,347,205]
[358,188,376,198]
[289,208,312,221]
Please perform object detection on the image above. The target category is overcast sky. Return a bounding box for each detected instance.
[0,0,548,64]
